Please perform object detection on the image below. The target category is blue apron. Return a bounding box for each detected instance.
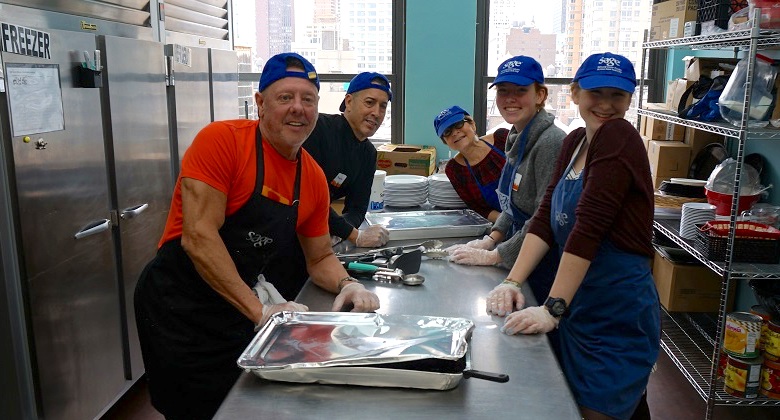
[550,140,660,420]
[463,139,505,212]
[495,114,537,234]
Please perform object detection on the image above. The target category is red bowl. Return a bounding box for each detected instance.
[704,188,760,216]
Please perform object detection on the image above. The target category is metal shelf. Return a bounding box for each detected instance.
[654,219,780,280]
[661,308,780,406]
[645,11,780,417]
[637,109,780,140]
[643,29,780,50]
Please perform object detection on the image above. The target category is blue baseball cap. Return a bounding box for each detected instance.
[433,105,470,138]
[490,55,544,88]
[339,72,393,112]
[573,52,636,93]
[258,52,320,92]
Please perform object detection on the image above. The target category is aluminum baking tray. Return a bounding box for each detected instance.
[237,312,475,390]
[364,209,491,240]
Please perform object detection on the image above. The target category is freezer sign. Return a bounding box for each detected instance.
[0,22,51,59]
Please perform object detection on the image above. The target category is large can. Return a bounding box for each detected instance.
[724,354,762,398]
[761,358,780,400]
[765,320,780,359]
[724,312,763,358]
[717,349,728,378]
[750,305,772,351]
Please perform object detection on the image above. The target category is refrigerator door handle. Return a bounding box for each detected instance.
[120,203,149,219]
[74,219,112,239]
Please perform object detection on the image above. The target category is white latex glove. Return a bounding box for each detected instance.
[253,276,309,331]
[449,247,499,266]
[444,243,467,254]
[466,235,496,250]
[500,306,559,335]
[355,225,389,247]
[331,282,380,312]
[253,276,286,305]
[485,282,525,316]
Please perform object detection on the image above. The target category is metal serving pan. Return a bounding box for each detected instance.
[364,209,491,241]
[237,312,505,390]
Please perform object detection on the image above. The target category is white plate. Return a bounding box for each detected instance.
[670,178,707,187]
[681,202,716,210]
[385,175,429,185]
[428,173,450,183]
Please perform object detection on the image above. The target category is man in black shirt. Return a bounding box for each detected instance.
[304,72,392,247]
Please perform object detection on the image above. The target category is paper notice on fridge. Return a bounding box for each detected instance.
[5,63,64,136]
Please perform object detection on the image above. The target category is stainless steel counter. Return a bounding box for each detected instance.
[214,239,580,420]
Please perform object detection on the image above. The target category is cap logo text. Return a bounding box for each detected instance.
[598,57,621,68]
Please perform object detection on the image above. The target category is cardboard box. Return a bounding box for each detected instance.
[666,78,695,112]
[376,144,437,176]
[653,251,735,312]
[641,135,651,151]
[642,115,685,141]
[647,140,691,178]
[682,56,740,81]
[684,127,724,158]
[650,0,698,41]
[331,198,345,214]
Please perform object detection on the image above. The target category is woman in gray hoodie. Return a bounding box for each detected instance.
[448,55,564,302]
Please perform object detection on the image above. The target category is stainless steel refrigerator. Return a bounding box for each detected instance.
[209,47,240,122]
[99,34,173,383]
[166,43,212,180]
[0,27,172,420]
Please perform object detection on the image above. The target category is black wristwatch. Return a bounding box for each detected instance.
[544,297,568,318]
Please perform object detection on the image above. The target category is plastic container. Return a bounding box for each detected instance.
[718,54,778,128]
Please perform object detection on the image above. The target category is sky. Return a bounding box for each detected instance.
[513,0,555,34]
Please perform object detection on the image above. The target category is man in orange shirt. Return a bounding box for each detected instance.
[134,52,380,420]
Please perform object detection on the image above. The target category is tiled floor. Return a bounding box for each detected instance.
[102,350,780,419]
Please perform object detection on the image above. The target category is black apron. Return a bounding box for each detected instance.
[134,128,305,420]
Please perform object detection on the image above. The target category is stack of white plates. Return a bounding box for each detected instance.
[427,173,467,209]
[384,175,428,207]
[679,202,716,240]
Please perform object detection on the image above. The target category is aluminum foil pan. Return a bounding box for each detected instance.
[237,312,475,390]
[364,209,491,240]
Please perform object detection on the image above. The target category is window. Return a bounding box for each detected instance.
[475,0,652,134]
[233,0,401,143]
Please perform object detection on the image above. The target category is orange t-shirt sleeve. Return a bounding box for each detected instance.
[183,122,238,195]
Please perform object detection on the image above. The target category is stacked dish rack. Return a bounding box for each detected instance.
[638,10,780,419]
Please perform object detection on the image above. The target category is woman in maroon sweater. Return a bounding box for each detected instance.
[484,53,660,420]
[434,105,508,222]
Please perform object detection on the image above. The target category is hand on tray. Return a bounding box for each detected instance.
[331,282,380,312]
[500,306,559,335]
[256,301,309,331]
[485,282,524,316]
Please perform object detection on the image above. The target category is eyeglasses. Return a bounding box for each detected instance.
[442,119,468,138]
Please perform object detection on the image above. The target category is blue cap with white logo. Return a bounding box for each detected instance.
[490,56,544,88]
[339,72,392,112]
[433,105,470,138]
[573,52,636,93]
[258,52,320,92]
